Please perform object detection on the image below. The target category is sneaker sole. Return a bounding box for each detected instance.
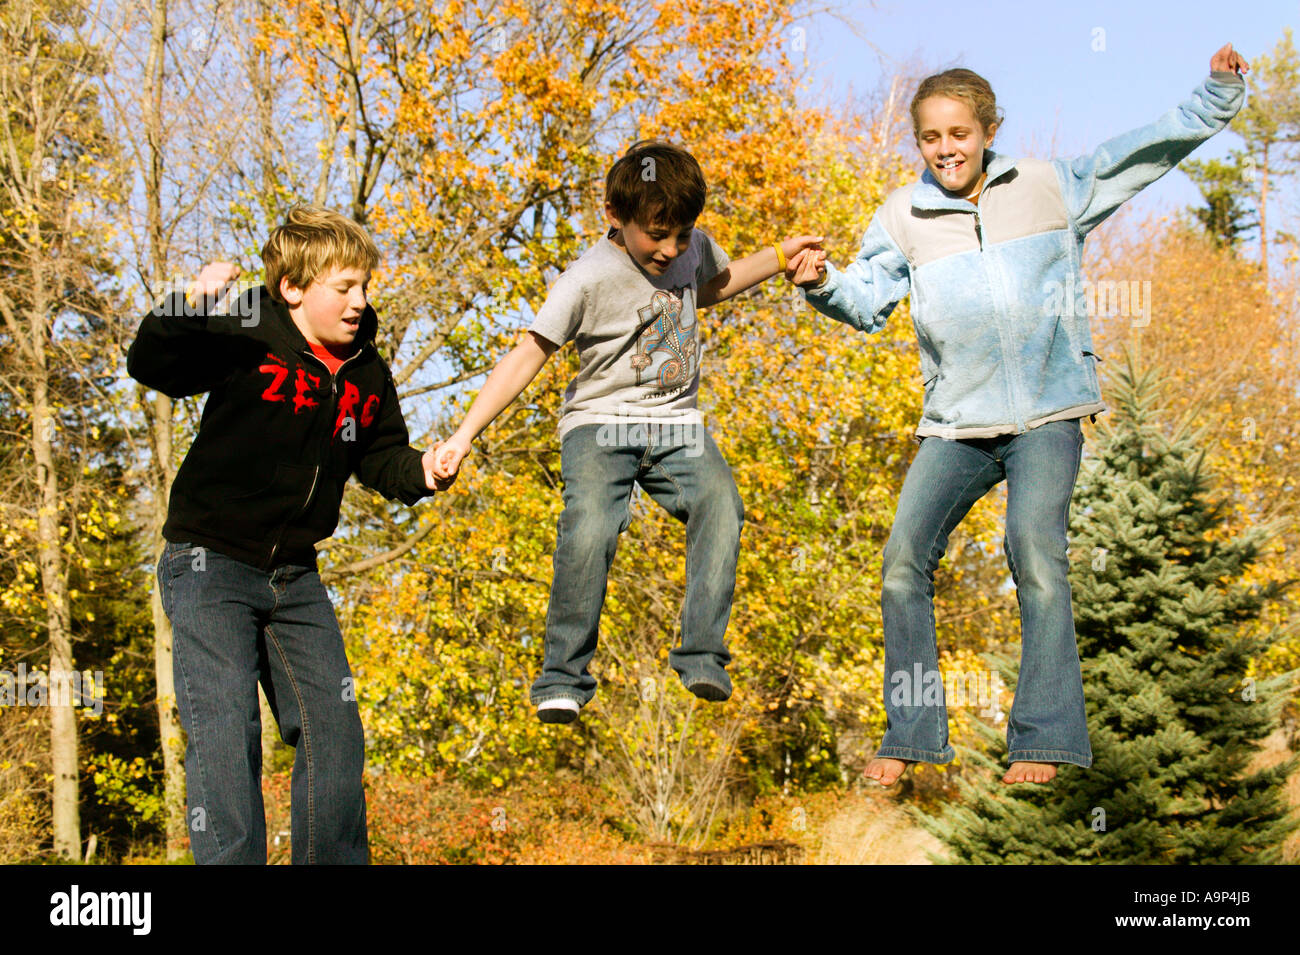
[537,705,579,724]
[686,682,731,702]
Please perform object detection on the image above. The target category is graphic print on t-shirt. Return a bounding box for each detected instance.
[630,287,696,393]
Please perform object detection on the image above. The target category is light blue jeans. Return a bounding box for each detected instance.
[878,417,1092,767]
[530,422,744,705]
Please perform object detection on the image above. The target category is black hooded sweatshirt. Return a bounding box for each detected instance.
[127,285,431,570]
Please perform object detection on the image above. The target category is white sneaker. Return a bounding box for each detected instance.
[536,697,581,724]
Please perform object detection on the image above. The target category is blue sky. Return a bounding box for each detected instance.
[798,0,1294,220]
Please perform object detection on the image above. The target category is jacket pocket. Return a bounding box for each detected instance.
[221,462,314,503]
[218,462,318,536]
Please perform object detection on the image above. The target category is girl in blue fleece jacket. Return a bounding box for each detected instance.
[788,43,1249,787]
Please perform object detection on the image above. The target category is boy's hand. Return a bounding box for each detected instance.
[431,433,473,480]
[423,441,457,491]
[1210,43,1249,75]
[787,248,828,288]
[186,261,242,307]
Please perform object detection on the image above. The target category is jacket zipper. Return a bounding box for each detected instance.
[266,344,367,567]
[971,191,1027,433]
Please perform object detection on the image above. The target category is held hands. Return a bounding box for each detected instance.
[1210,43,1249,75]
[423,441,459,492]
[429,431,473,483]
[186,261,242,307]
[780,235,825,266]
[777,235,827,289]
[786,247,828,288]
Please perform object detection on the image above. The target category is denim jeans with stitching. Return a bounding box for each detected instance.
[878,417,1092,768]
[530,422,744,706]
[157,540,367,864]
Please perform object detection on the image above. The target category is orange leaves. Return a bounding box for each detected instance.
[261,770,649,864]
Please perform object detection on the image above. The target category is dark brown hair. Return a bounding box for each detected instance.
[910,68,1004,140]
[605,139,707,228]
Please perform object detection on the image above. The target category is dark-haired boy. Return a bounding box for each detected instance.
[433,141,821,721]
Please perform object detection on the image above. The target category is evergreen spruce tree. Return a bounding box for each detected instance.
[918,352,1298,863]
[1181,152,1258,250]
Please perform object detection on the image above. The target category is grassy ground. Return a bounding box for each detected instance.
[13,729,1298,864]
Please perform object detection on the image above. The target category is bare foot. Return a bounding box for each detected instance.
[864,757,909,787]
[1003,761,1057,784]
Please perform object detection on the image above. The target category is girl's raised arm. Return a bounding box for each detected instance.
[1055,45,1247,237]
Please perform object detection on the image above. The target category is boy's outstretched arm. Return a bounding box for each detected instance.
[1056,43,1248,237]
[432,330,558,478]
[697,234,824,307]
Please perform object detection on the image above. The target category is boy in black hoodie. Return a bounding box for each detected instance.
[128,205,450,864]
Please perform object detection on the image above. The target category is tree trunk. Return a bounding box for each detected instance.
[142,0,188,859]
[147,395,187,858]
[30,275,80,859]
[1259,143,1269,281]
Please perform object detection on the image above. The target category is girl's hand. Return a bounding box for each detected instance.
[786,248,828,288]
[1210,43,1249,75]
[432,432,473,479]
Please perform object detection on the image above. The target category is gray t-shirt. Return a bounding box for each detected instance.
[529,228,730,440]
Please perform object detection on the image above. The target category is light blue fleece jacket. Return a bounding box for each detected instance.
[803,71,1246,439]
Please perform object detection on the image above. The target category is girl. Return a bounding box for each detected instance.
[789,44,1248,785]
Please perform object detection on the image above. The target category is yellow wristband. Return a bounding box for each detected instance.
[773,243,786,271]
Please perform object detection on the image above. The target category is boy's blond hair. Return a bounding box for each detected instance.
[261,205,380,303]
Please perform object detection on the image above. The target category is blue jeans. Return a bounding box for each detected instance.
[530,422,745,705]
[157,540,367,864]
[878,417,1092,767]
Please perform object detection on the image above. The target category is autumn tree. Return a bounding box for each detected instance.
[0,0,121,858]
[337,4,1012,841]
[1232,29,1300,278]
[91,0,256,859]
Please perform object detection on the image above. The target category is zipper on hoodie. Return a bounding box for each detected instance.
[266,344,366,567]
